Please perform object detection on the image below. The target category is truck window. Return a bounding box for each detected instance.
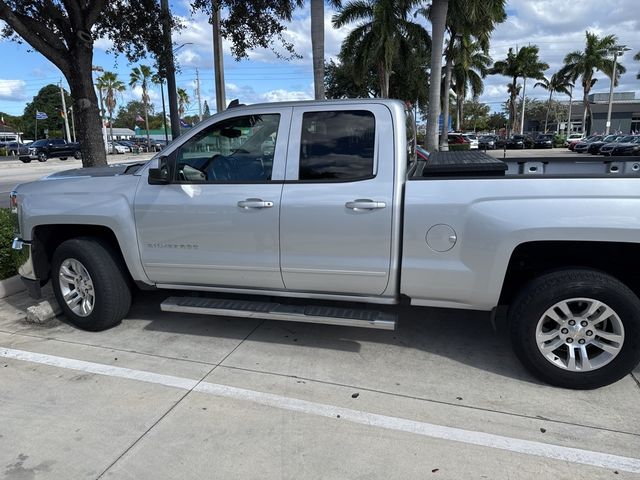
[299,110,375,181]
[175,114,280,183]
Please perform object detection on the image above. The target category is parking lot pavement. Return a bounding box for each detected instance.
[1,290,640,479]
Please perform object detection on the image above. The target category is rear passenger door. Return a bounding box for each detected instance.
[279,105,395,296]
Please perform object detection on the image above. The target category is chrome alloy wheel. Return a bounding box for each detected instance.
[536,298,625,372]
[58,258,95,317]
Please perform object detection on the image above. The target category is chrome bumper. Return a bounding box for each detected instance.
[12,237,37,281]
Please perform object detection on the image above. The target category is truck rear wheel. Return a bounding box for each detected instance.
[509,269,640,389]
[51,238,131,331]
[73,151,81,159]
[37,153,47,162]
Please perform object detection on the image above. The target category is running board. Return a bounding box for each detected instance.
[160,297,397,330]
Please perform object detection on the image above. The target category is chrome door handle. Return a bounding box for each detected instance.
[345,199,387,210]
[237,198,274,209]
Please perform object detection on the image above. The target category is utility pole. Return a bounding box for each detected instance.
[161,0,180,141]
[159,78,169,143]
[605,45,629,135]
[212,5,226,112]
[69,106,76,142]
[519,75,527,135]
[195,68,203,122]
[59,81,71,142]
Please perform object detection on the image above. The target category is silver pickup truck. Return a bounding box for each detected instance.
[9,99,640,389]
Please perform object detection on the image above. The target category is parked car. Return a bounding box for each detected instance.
[462,134,479,150]
[18,138,81,163]
[151,139,167,151]
[599,135,639,156]
[10,99,640,390]
[447,133,470,145]
[565,133,584,149]
[613,136,640,156]
[506,135,533,149]
[1,141,22,155]
[478,135,499,150]
[586,135,623,155]
[533,134,554,149]
[573,135,604,154]
[108,142,128,154]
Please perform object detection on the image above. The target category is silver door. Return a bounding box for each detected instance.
[134,107,291,289]
[280,105,395,295]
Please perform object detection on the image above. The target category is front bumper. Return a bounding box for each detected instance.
[12,238,42,298]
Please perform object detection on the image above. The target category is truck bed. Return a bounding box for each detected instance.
[413,151,640,178]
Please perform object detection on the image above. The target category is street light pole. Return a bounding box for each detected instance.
[605,45,629,135]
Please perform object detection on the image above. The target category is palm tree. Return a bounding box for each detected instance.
[491,45,548,135]
[332,0,430,99]
[451,35,491,131]
[129,65,154,148]
[177,88,190,119]
[96,71,126,144]
[534,72,573,133]
[559,32,626,135]
[424,0,448,151]
[419,0,505,149]
[311,0,342,100]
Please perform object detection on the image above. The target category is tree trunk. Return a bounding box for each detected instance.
[426,0,448,151]
[144,95,150,148]
[439,50,453,147]
[582,92,589,135]
[544,89,552,133]
[109,110,114,142]
[378,63,390,99]
[67,50,107,168]
[310,0,325,100]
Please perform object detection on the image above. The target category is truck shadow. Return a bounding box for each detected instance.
[133,290,540,386]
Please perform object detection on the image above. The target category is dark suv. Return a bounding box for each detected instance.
[19,138,81,163]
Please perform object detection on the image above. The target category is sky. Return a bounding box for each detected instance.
[0,0,639,119]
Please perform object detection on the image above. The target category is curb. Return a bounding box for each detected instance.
[0,275,26,299]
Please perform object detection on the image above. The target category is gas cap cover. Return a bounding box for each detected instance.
[426,224,457,252]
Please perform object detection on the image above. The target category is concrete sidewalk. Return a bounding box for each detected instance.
[1,289,639,479]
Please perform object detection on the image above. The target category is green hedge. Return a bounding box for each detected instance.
[553,135,566,148]
[0,208,21,280]
[448,143,471,151]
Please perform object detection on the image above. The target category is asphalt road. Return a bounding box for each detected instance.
[0,153,154,208]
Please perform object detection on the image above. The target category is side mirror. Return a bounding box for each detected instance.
[148,156,171,184]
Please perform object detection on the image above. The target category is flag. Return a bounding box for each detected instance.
[180,119,191,128]
[60,109,66,119]
[0,116,5,126]
[135,115,144,122]
[36,111,48,120]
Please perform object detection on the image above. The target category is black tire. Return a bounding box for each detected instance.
[509,269,640,389]
[73,151,81,159]
[60,157,68,161]
[20,158,31,163]
[38,153,47,162]
[51,237,131,331]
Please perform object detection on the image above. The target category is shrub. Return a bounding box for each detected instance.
[448,143,471,151]
[553,135,566,148]
[0,208,21,280]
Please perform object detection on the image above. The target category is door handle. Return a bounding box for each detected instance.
[345,199,387,210]
[237,198,274,209]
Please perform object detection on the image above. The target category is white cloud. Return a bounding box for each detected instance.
[0,79,26,101]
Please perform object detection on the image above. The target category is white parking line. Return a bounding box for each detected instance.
[2,346,640,474]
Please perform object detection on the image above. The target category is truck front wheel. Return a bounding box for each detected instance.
[37,153,47,162]
[51,238,131,331]
[509,269,640,389]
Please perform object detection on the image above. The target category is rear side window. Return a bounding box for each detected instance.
[299,110,375,181]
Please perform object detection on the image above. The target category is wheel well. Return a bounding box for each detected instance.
[499,241,640,305]
[32,224,130,283]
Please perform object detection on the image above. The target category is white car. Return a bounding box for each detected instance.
[462,134,479,149]
[108,142,128,154]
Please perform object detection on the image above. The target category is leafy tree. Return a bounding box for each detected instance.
[534,72,572,133]
[114,101,153,129]
[487,112,507,132]
[22,84,72,140]
[96,72,126,142]
[130,65,154,148]
[451,35,492,131]
[203,100,211,118]
[559,32,626,135]
[177,88,191,118]
[491,45,548,134]
[332,0,430,98]
[325,59,375,99]
[0,0,174,166]
[461,99,489,131]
